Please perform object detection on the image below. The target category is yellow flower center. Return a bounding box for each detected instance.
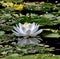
[22,23,30,28]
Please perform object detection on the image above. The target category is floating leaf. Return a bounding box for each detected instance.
[43,14,55,19]
[0,31,5,36]
[12,0,23,3]
[44,33,60,38]
[0,14,12,19]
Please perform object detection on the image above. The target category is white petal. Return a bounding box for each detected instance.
[22,27,26,32]
[12,30,20,36]
[14,24,24,34]
[30,29,43,36]
[29,22,35,31]
[12,28,25,36]
[13,26,19,33]
[30,25,39,34]
[12,30,26,36]
[18,23,25,35]
[26,30,31,35]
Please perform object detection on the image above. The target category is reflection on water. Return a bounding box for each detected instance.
[17,38,42,45]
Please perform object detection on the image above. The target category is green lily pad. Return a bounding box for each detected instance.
[44,33,60,38]
[43,14,55,19]
[0,31,5,36]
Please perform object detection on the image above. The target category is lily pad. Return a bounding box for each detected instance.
[0,31,5,36]
[44,33,60,38]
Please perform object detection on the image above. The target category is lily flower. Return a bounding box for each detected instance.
[12,22,43,37]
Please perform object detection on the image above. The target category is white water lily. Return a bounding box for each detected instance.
[12,22,43,37]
